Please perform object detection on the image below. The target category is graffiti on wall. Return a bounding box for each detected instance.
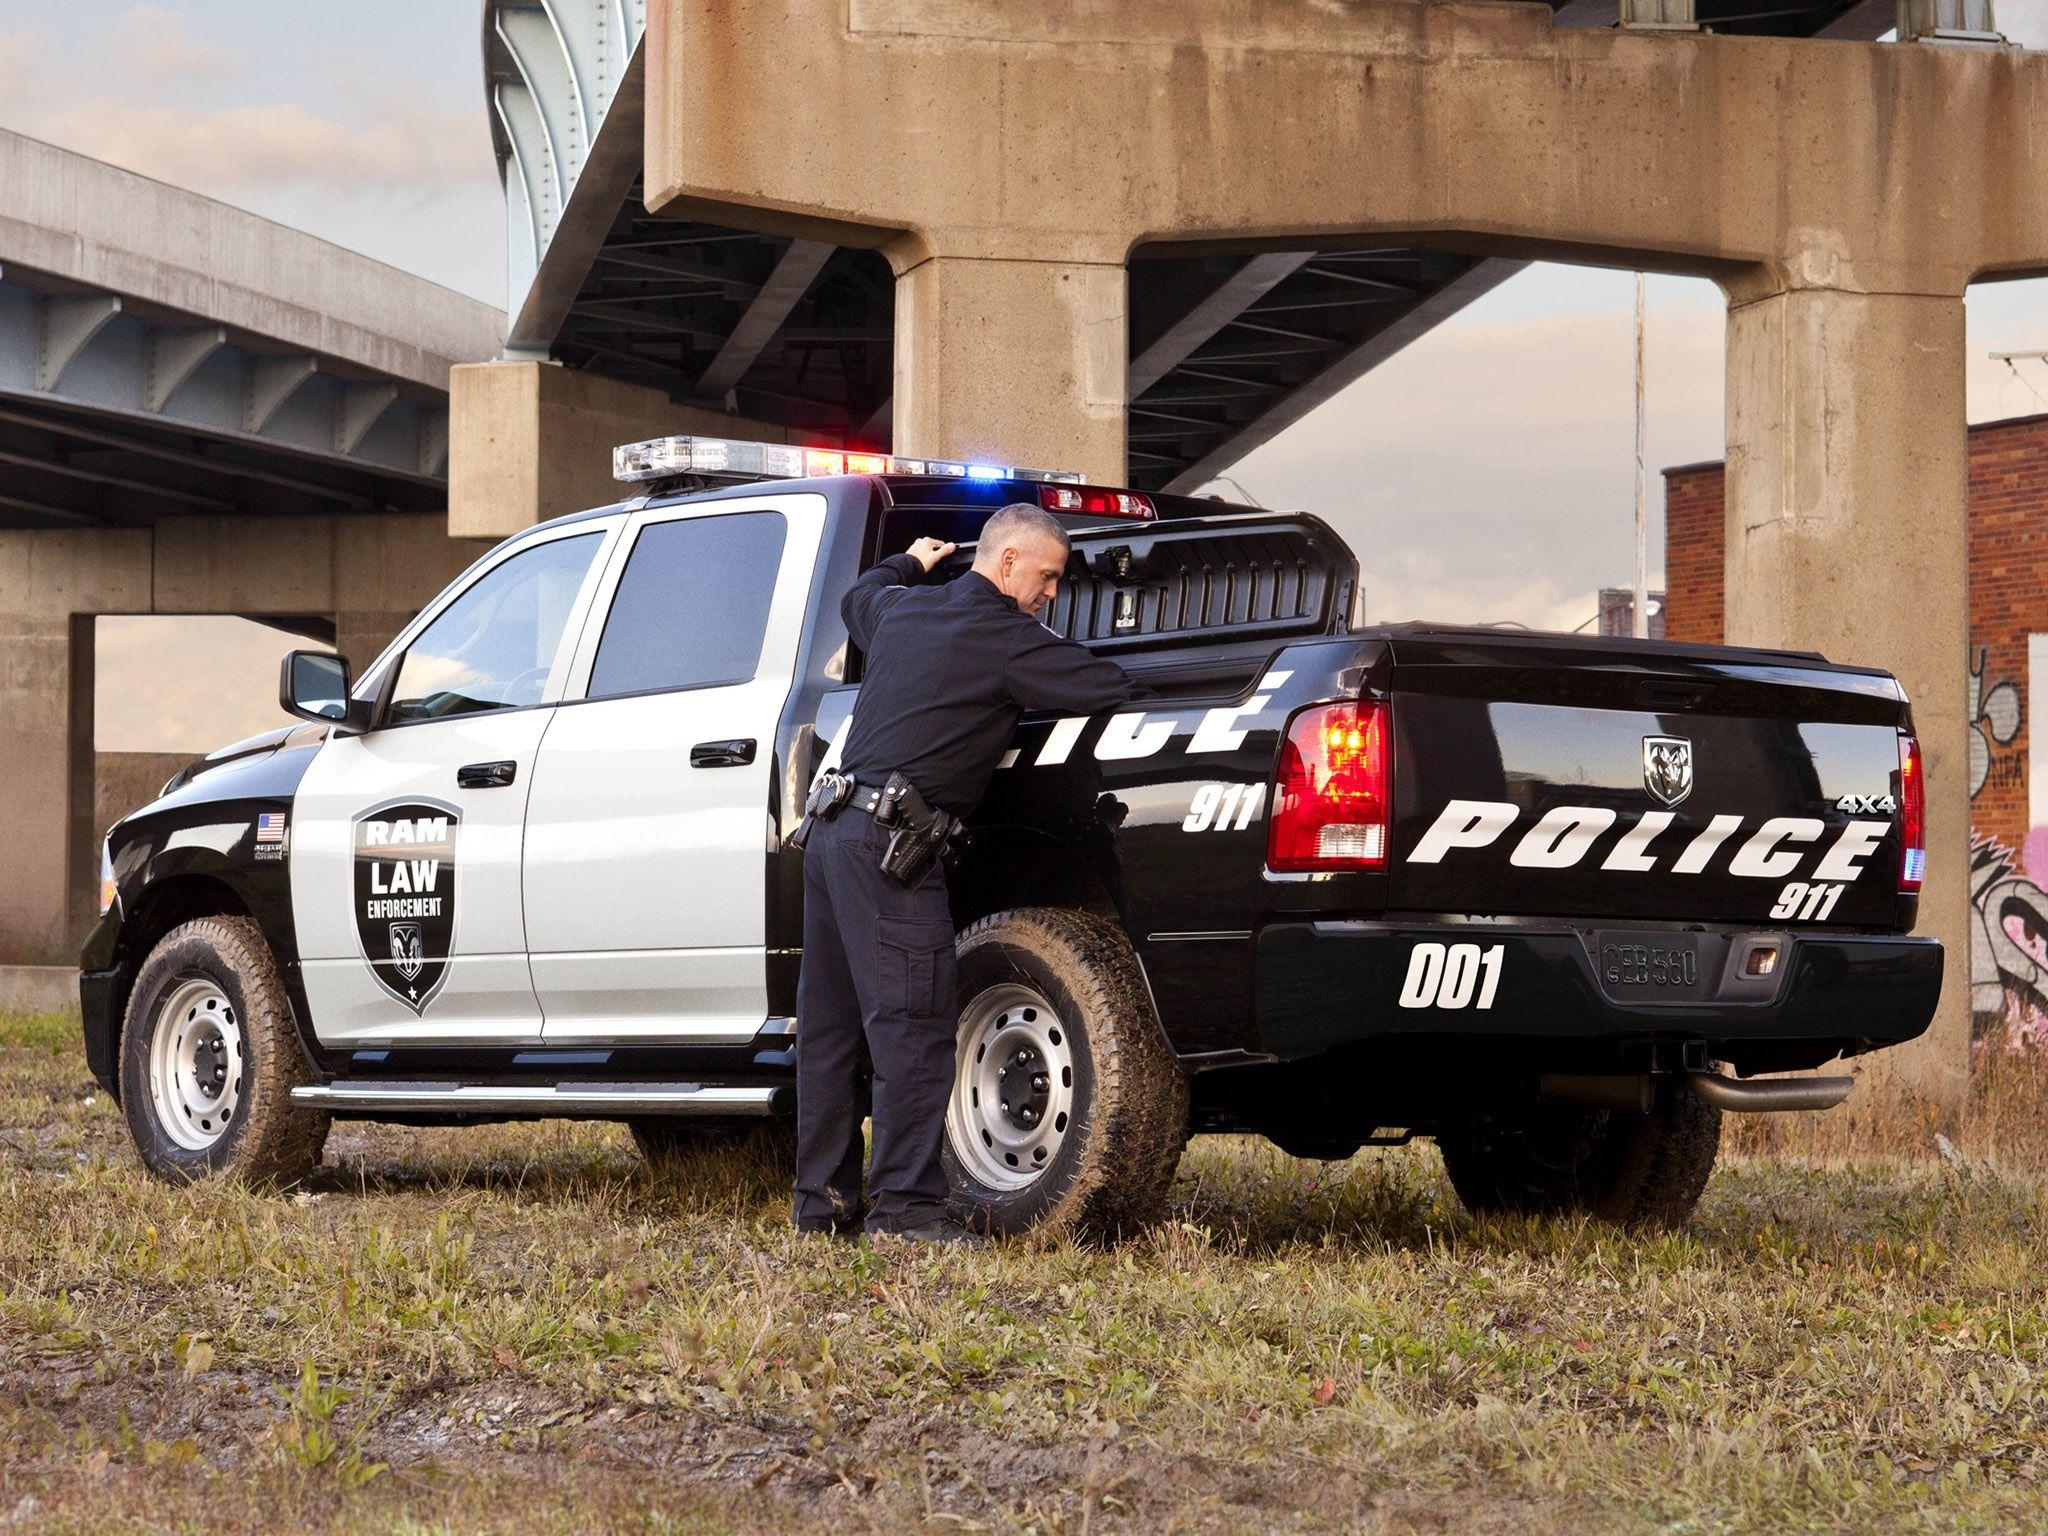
[1970,646,2025,798]
[1970,833,2048,1048]
[1969,642,2048,1051]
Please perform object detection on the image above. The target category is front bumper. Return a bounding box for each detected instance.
[78,908,126,1098]
[1254,920,1943,1060]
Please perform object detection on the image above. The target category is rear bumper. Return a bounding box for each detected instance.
[1254,920,1942,1060]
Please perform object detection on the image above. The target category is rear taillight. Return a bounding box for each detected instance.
[1268,701,1390,872]
[1898,734,1925,893]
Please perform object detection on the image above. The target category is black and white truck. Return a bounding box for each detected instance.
[80,435,1942,1235]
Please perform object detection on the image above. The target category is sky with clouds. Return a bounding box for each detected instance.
[5,3,2048,750]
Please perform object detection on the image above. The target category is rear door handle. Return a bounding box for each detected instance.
[457,760,517,789]
[690,738,757,768]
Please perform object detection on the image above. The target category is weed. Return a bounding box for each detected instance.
[272,1361,387,1488]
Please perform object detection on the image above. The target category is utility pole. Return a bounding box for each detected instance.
[1633,272,1648,639]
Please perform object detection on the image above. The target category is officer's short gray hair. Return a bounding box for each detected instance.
[979,502,1071,555]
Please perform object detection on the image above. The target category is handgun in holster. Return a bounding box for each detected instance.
[872,772,959,886]
[789,769,855,851]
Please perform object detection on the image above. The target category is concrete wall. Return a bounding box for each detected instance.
[0,517,479,962]
[96,751,194,840]
[448,361,814,539]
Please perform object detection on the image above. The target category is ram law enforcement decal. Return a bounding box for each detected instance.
[1642,735,1694,808]
[351,800,458,1014]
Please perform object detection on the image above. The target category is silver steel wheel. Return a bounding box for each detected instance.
[947,982,1077,1191]
[146,978,245,1152]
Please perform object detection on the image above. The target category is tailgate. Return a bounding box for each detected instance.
[1384,628,1912,927]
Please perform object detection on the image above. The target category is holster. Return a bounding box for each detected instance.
[874,772,958,885]
[789,770,855,851]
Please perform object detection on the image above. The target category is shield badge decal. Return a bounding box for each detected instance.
[351,799,459,1014]
[1642,735,1694,808]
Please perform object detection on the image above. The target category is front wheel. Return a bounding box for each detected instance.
[943,909,1187,1240]
[1436,1089,1722,1230]
[119,916,328,1185]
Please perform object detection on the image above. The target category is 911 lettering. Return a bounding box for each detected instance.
[1770,881,1846,921]
[1405,801,1893,882]
[1182,782,1265,832]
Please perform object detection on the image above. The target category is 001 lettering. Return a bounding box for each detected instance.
[1770,881,1845,921]
[1182,782,1265,833]
[1398,941,1505,1010]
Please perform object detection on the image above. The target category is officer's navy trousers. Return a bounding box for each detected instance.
[793,809,959,1233]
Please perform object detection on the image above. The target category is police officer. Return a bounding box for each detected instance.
[794,502,1141,1243]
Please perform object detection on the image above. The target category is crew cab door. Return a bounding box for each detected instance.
[290,521,618,1045]
[522,492,825,1042]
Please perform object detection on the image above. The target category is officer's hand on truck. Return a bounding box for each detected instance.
[906,537,957,571]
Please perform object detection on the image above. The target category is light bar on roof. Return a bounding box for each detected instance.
[613,433,1084,486]
[1038,484,1156,521]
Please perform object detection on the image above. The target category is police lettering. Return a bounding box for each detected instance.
[1405,798,1893,882]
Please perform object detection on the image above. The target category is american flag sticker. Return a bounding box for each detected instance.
[256,813,287,845]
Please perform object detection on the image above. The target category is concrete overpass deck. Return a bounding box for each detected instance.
[481,0,1890,498]
[0,130,504,531]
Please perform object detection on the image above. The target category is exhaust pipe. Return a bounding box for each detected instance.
[1685,1071,1852,1114]
[1538,1071,1854,1115]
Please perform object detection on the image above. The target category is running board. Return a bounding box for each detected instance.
[290,1082,785,1117]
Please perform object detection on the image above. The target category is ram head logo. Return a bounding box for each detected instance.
[389,922,425,982]
[1642,736,1694,808]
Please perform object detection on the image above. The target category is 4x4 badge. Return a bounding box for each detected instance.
[1643,736,1694,808]
[351,799,460,1014]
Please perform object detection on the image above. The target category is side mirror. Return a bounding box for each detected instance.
[279,650,364,732]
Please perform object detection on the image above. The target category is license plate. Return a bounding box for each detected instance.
[1595,932,1704,1002]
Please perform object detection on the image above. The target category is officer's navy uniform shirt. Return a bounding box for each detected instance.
[836,552,1141,817]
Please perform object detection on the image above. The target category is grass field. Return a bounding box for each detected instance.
[4,1010,2048,1534]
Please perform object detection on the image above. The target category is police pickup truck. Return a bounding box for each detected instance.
[80,434,1942,1235]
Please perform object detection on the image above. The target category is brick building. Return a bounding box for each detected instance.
[1663,413,2048,1046]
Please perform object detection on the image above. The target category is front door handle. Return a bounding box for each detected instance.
[457,760,517,789]
[690,738,757,768]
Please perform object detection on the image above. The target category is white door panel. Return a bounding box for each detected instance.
[292,713,551,1045]
[525,947,764,1040]
[525,492,825,1042]
[289,519,620,1047]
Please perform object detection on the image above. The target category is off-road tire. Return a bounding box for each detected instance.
[1436,1088,1722,1229]
[119,916,328,1185]
[628,1118,797,1171]
[943,908,1188,1240]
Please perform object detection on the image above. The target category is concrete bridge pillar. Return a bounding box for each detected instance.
[1723,282,1971,1113]
[0,531,152,962]
[891,252,1128,485]
[449,361,822,541]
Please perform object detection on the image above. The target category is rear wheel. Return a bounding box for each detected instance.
[119,916,328,1185]
[943,909,1187,1240]
[1436,1089,1722,1229]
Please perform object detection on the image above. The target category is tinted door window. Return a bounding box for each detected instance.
[387,533,603,724]
[588,512,788,699]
